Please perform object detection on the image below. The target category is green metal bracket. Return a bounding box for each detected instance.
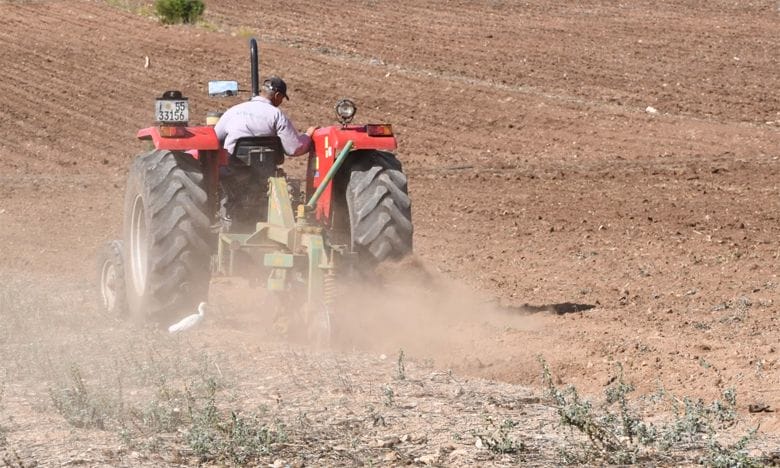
[264,252,294,268]
[301,233,326,305]
[306,140,354,210]
[267,177,295,228]
[267,268,287,291]
[262,177,296,246]
[213,142,350,310]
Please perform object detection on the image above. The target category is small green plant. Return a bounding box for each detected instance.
[199,20,219,32]
[128,376,190,433]
[136,4,155,17]
[154,0,205,24]
[0,376,6,436]
[543,362,645,463]
[473,416,525,454]
[188,401,287,463]
[49,365,119,430]
[366,405,386,427]
[234,26,255,38]
[396,349,406,380]
[703,429,761,468]
[105,0,151,15]
[121,374,286,464]
[1,448,31,468]
[382,384,395,407]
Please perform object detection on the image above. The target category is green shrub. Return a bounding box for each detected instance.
[154,0,205,24]
[186,379,288,464]
[539,358,762,465]
[48,365,120,430]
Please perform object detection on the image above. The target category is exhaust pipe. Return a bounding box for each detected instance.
[250,38,259,97]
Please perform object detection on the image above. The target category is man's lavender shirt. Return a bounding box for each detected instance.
[214,96,311,156]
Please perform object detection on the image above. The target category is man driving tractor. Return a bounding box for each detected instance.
[214,76,316,156]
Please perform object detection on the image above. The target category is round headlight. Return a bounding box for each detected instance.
[335,99,357,123]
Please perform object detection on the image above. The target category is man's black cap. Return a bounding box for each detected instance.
[263,76,289,100]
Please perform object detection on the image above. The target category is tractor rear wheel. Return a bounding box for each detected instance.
[342,150,413,266]
[97,239,127,318]
[123,149,212,325]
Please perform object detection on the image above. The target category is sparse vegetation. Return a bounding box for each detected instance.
[1,449,29,468]
[198,20,219,32]
[45,352,292,464]
[186,378,289,464]
[0,378,6,446]
[105,0,154,16]
[233,26,256,38]
[154,0,204,24]
[473,416,525,455]
[540,358,763,465]
[48,364,120,430]
[127,375,190,433]
[382,384,395,407]
[396,349,406,380]
[3,275,775,466]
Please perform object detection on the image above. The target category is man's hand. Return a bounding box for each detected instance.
[305,126,318,137]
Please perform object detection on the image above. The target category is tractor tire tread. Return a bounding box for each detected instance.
[123,149,212,324]
[97,239,128,318]
[345,150,412,265]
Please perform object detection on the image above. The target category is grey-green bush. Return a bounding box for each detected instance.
[154,0,205,24]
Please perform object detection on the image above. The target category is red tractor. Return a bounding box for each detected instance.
[98,39,413,340]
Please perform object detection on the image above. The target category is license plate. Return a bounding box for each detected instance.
[155,99,189,123]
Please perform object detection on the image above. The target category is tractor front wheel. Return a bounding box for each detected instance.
[123,150,212,325]
[97,239,127,318]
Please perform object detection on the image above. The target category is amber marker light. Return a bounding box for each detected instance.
[159,125,185,138]
[366,124,393,137]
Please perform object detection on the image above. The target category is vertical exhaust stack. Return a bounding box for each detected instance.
[250,38,259,97]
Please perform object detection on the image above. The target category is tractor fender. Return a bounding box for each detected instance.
[308,125,398,225]
[137,126,221,152]
[311,125,397,156]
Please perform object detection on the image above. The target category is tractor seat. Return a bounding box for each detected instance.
[232,136,285,167]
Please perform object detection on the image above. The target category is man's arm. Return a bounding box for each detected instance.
[214,111,229,143]
[276,113,313,156]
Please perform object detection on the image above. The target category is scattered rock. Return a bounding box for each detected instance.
[645,106,658,114]
[439,445,456,455]
[415,453,438,465]
[748,403,773,413]
[378,436,401,448]
[61,459,90,466]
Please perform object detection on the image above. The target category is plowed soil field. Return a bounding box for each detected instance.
[1,0,780,465]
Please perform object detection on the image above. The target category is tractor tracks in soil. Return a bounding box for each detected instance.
[206,0,780,127]
[405,151,780,181]
[197,28,771,131]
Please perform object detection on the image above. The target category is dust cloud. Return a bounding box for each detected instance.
[180,254,549,383]
[327,256,545,369]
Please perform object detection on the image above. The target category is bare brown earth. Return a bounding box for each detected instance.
[1,0,780,465]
